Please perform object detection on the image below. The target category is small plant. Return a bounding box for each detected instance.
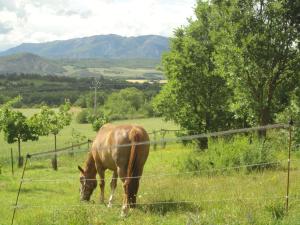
[66,128,87,147]
[266,202,285,220]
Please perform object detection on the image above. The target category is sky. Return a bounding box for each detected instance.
[0,0,196,51]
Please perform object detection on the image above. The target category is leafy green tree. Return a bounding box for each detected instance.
[153,2,233,148]
[0,97,38,167]
[103,88,145,120]
[30,101,71,170]
[215,0,300,134]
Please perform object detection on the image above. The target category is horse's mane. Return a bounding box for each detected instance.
[84,152,97,178]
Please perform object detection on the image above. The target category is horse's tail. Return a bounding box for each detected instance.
[126,127,141,207]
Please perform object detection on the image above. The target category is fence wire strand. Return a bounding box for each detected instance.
[26,123,289,159]
[21,160,285,183]
[10,195,291,210]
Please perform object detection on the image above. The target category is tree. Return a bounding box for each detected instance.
[153,2,233,149]
[0,97,38,167]
[103,88,145,120]
[215,0,300,135]
[30,101,71,170]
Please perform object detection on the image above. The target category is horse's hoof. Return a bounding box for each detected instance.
[120,210,128,218]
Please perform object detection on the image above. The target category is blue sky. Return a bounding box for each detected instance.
[0,0,196,51]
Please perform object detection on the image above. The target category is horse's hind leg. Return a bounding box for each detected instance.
[117,166,129,216]
[108,170,118,208]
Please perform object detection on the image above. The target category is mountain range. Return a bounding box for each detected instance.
[0,34,169,59]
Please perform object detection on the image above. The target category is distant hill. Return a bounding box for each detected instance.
[0,53,164,78]
[0,34,169,59]
[0,53,65,75]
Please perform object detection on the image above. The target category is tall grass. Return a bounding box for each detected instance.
[177,134,284,175]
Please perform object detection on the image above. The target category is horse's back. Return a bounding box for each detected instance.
[91,124,149,171]
[112,124,150,168]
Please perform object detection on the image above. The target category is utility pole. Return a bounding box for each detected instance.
[90,78,101,115]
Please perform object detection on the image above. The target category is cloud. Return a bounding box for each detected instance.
[56,9,92,18]
[0,0,196,51]
[0,22,13,34]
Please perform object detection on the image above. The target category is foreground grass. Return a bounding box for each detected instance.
[0,143,300,225]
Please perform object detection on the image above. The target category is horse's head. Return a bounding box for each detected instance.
[78,165,97,201]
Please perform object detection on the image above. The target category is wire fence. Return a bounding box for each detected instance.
[20,160,285,182]
[6,123,299,225]
[11,195,290,210]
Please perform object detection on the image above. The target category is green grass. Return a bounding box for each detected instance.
[0,111,300,224]
[1,144,300,225]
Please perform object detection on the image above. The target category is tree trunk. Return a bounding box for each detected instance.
[258,107,271,138]
[196,113,211,150]
[17,138,23,168]
[52,134,58,170]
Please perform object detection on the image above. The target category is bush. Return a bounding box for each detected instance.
[92,116,108,131]
[177,136,279,175]
[76,109,90,124]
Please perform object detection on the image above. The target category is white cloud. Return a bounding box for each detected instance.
[0,0,196,51]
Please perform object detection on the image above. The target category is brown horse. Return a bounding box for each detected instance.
[78,123,150,215]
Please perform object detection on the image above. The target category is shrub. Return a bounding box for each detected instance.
[177,135,279,175]
[76,109,89,124]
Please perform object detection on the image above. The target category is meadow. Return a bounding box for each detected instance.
[0,110,300,225]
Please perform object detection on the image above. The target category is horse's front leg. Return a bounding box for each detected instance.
[97,168,105,204]
[108,170,118,208]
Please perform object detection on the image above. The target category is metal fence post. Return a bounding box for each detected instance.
[11,153,30,225]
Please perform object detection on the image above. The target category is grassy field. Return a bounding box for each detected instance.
[62,65,163,79]
[0,111,300,225]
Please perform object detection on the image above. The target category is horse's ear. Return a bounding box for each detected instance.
[78,165,84,173]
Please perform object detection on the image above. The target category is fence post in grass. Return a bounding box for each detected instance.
[11,153,30,225]
[70,143,74,157]
[152,130,157,150]
[51,134,58,171]
[161,129,166,149]
[286,119,293,214]
[11,148,14,176]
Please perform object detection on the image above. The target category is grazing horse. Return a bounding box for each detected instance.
[78,124,150,215]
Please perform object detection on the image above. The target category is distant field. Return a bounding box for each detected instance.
[57,58,165,79]
[126,79,167,84]
[63,65,164,79]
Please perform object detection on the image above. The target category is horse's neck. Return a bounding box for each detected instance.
[85,152,97,178]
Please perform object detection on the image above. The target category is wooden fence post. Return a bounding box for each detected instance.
[286,120,293,213]
[69,143,74,157]
[52,134,58,171]
[152,130,157,151]
[161,129,166,149]
[11,148,14,176]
